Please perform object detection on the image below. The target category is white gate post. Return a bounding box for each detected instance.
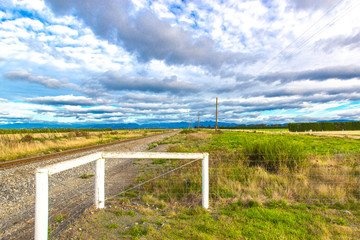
[95,158,105,208]
[34,169,49,240]
[202,153,209,209]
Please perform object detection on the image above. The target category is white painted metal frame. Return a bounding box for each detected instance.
[34,152,209,240]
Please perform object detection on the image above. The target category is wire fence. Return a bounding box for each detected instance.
[1,151,359,239]
[106,152,360,207]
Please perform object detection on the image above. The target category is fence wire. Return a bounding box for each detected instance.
[1,152,359,240]
[104,152,360,208]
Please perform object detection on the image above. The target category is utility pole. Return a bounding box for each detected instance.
[215,97,218,132]
[198,112,200,129]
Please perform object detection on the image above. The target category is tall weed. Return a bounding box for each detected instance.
[241,138,307,172]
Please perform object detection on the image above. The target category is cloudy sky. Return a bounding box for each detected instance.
[1,0,360,126]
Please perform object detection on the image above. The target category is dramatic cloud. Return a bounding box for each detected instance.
[288,0,339,10]
[26,95,106,106]
[316,31,360,53]
[5,71,78,90]
[257,65,360,83]
[97,71,201,95]
[0,112,32,123]
[121,93,173,103]
[258,79,360,98]
[43,0,257,70]
[2,0,360,125]
[62,105,119,114]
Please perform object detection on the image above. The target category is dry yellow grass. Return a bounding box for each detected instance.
[0,130,165,162]
[209,155,359,205]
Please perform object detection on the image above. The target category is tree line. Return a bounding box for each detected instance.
[288,121,360,132]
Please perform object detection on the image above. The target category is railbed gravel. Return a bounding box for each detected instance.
[0,131,177,240]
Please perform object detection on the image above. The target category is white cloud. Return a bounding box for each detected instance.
[2,0,360,125]
[46,25,78,36]
[26,95,108,106]
[5,70,79,90]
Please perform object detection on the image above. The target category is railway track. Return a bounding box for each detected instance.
[0,130,179,239]
[0,131,176,170]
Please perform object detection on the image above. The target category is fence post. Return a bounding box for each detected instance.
[202,153,209,209]
[95,157,105,208]
[35,169,49,240]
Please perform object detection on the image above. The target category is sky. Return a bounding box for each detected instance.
[1,0,360,126]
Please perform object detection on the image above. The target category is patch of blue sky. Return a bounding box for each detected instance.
[0,79,72,99]
[169,4,183,16]
[325,102,357,111]
[6,8,49,25]
[32,114,57,122]
[261,0,274,9]
[189,10,198,20]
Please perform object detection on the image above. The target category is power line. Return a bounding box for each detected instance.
[282,0,360,60]
[258,0,356,75]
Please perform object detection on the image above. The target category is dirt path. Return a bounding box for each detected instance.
[0,131,177,240]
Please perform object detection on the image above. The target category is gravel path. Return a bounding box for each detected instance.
[0,131,177,240]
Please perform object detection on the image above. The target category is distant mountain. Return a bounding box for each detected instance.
[2,120,352,130]
[0,121,239,129]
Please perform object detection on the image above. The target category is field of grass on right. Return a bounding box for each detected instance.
[61,129,360,239]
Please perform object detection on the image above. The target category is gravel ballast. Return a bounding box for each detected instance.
[0,131,177,240]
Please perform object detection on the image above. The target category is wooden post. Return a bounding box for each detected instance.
[215,97,218,132]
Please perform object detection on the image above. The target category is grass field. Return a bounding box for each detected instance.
[60,130,360,239]
[0,129,169,162]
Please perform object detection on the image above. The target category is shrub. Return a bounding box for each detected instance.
[241,138,307,172]
[180,129,197,134]
[21,134,34,142]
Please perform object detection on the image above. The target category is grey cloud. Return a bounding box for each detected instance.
[0,113,32,122]
[221,98,307,113]
[337,110,360,121]
[120,93,174,103]
[97,71,200,95]
[5,71,78,90]
[44,0,257,70]
[288,0,339,10]
[63,106,119,114]
[316,31,360,53]
[212,66,360,95]
[26,95,106,106]
[258,65,360,83]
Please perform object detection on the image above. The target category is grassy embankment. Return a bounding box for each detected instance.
[60,130,360,239]
[0,129,169,162]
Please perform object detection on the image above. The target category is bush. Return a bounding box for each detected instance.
[74,131,89,137]
[21,134,34,142]
[180,129,197,134]
[241,138,307,172]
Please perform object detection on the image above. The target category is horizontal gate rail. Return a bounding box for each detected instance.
[34,152,209,240]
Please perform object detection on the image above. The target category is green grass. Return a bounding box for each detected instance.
[61,130,360,239]
[53,214,67,223]
[79,173,94,179]
[237,128,289,132]
[63,200,360,239]
[208,131,360,155]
